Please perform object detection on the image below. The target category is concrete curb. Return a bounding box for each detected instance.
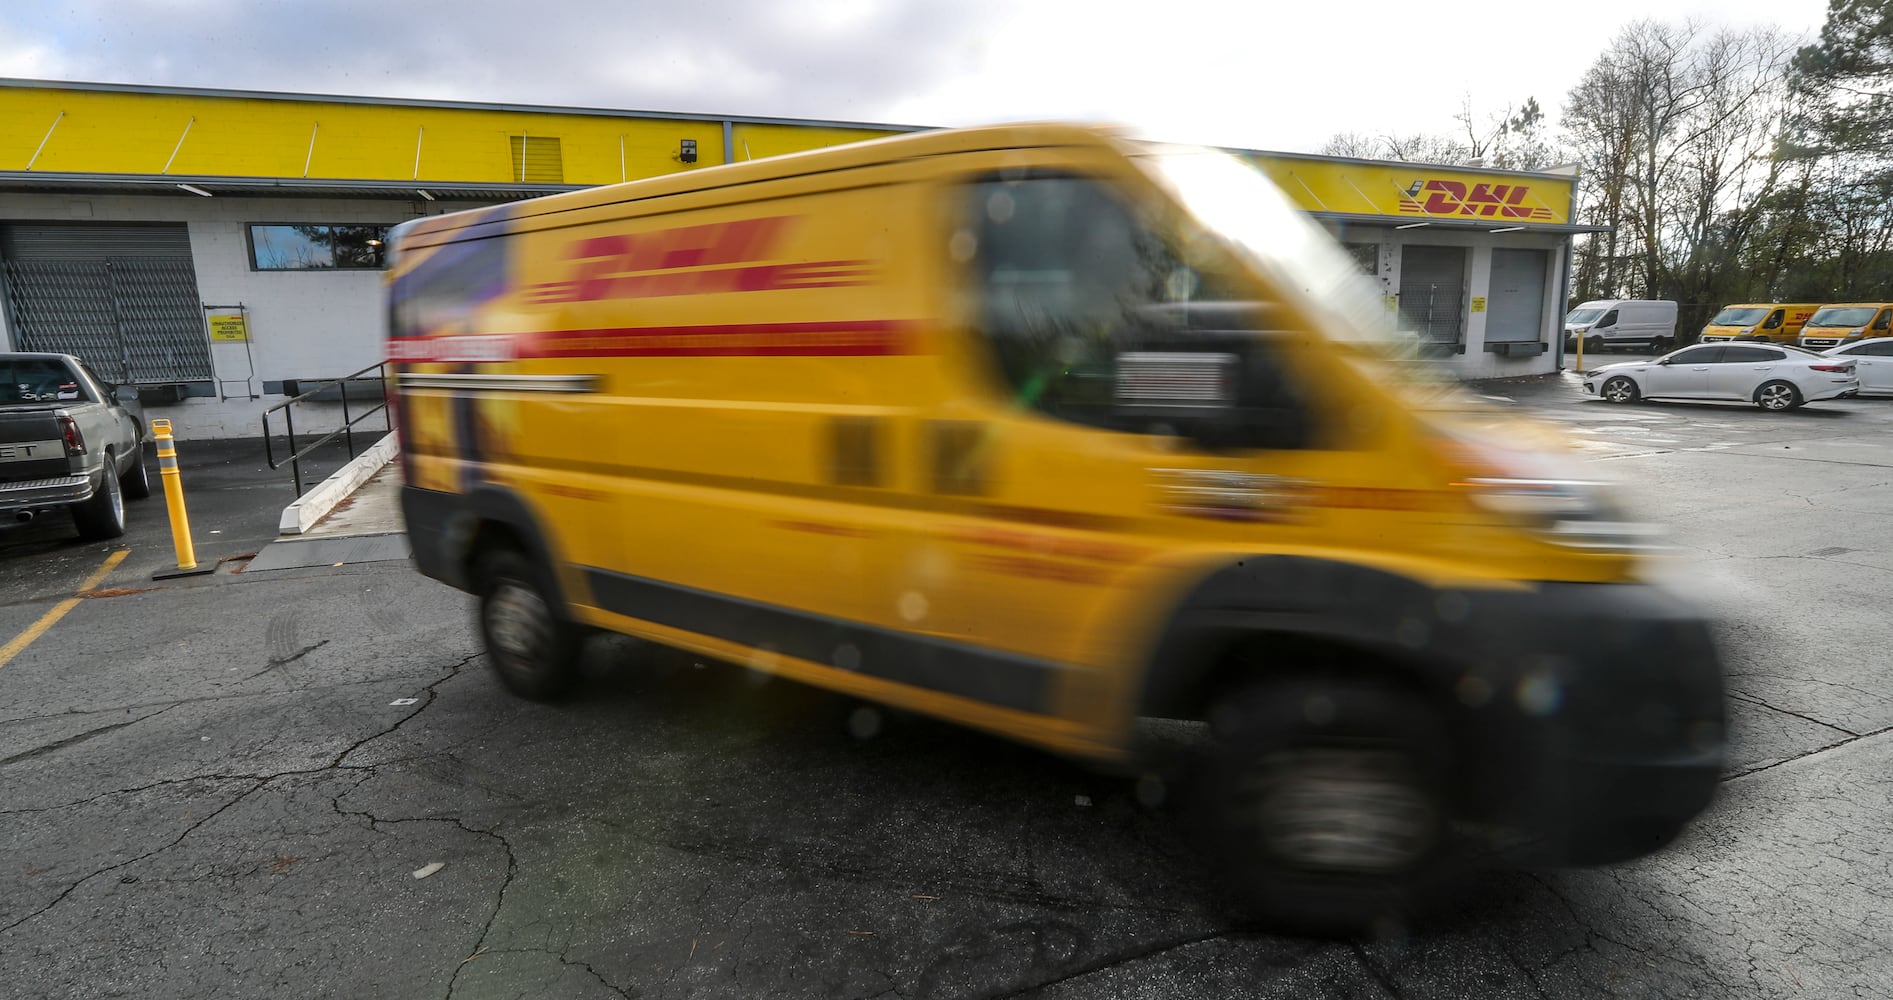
[277,432,399,536]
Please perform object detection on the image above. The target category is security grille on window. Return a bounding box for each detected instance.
[1397,245,1467,346]
[249,225,391,270]
[0,222,213,384]
[508,135,564,183]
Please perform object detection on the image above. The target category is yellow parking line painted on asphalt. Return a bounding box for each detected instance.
[0,549,130,671]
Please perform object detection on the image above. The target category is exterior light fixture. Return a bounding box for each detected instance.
[416,189,435,201]
[1395,222,1429,230]
[1489,226,1525,234]
[177,183,213,197]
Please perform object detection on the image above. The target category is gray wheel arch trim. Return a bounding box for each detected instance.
[1136,556,1452,720]
[429,484,573,609]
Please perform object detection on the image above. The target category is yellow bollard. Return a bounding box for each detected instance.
[150,419,204,575]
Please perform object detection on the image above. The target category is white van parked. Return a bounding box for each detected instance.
[1563,300,1679,354]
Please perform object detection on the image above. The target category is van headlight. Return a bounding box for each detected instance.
[1458,477,1665,550]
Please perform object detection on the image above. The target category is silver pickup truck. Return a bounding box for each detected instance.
[0,353,151,540]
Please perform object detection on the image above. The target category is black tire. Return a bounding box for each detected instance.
[475,547,583,700]
[1601,375,1640,404]
[120,444,151,501]
[1585,336,1604,355]
[1190,676,1452,935]
[1755,380,1802,411]
[71,454,127,541]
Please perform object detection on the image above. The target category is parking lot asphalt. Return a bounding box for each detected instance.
[2,372,1891,999]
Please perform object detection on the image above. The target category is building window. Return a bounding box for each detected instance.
[249,224,391,270]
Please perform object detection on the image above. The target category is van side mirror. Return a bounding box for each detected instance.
[115,384,140,402]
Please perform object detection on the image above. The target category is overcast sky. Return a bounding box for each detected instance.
[0,0,1836,154]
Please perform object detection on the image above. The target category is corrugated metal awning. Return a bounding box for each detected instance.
[1309,210,1610,235]
[0,171,581,201]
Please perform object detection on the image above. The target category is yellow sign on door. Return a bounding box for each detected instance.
[1470,297,1488,313]
[208,314,249,342]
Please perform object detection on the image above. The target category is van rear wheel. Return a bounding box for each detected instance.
[1191,676,1452,935]
[476,547,583,700]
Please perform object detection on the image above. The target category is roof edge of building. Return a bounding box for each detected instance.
[0,76,934,134]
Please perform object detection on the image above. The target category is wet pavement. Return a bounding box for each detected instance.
[1,377,1890,999]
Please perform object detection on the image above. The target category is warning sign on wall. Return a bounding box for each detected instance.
[1470,297,1488,314]
[208,314,249,342]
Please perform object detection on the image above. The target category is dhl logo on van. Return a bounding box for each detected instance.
[522,216,877,304]
[1396,180,1554,220]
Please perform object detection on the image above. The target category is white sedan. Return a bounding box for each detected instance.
[1822,339,1893,394]
[1583,343,1859,410]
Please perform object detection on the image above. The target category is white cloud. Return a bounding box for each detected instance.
[0,0,1835,153]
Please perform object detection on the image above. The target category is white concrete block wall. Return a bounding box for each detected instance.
[0,191,476,439]
[2,191,1580,442]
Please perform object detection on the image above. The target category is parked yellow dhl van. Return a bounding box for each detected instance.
[1797,302,1893,348]
[387,124,1724,932]
[1698,302,1822,344]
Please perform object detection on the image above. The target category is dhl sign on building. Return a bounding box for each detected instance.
[0,78,1590,438]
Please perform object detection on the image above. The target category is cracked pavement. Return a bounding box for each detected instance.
[2,376,1892,998]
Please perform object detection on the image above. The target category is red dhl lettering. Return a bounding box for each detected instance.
[1397,179,1554,220]
[567,217,790,273]
[520,215,880,303]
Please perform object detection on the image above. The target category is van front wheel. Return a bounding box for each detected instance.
[1192,676,1451,935]
[1585,336,1604,355]
[476,548,582,700]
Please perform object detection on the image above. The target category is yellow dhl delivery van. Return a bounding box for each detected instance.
[1797,302,1893,348]
[387,124,1724,932]
[1698,302,1822,343]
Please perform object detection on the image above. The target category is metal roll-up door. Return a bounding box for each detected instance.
[1397,245,1466,345]
[1486,248,1548,344]
[1,223,211,385]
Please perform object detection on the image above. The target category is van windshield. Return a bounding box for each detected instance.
[1710,307,1769,325]
[1807,307,1877,327]
[1564,307,1606,325]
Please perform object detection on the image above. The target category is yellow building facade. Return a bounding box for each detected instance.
[0,79,1585,438]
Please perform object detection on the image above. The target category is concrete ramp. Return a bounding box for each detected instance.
[250,435,408,572]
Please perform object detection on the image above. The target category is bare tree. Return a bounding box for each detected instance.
[1563,19,1797,330]
[1379,132,1472,165]
[1318,132,1382,159]
[1317,130,1469,165]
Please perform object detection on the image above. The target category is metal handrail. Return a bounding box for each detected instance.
[262,361,392,495]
